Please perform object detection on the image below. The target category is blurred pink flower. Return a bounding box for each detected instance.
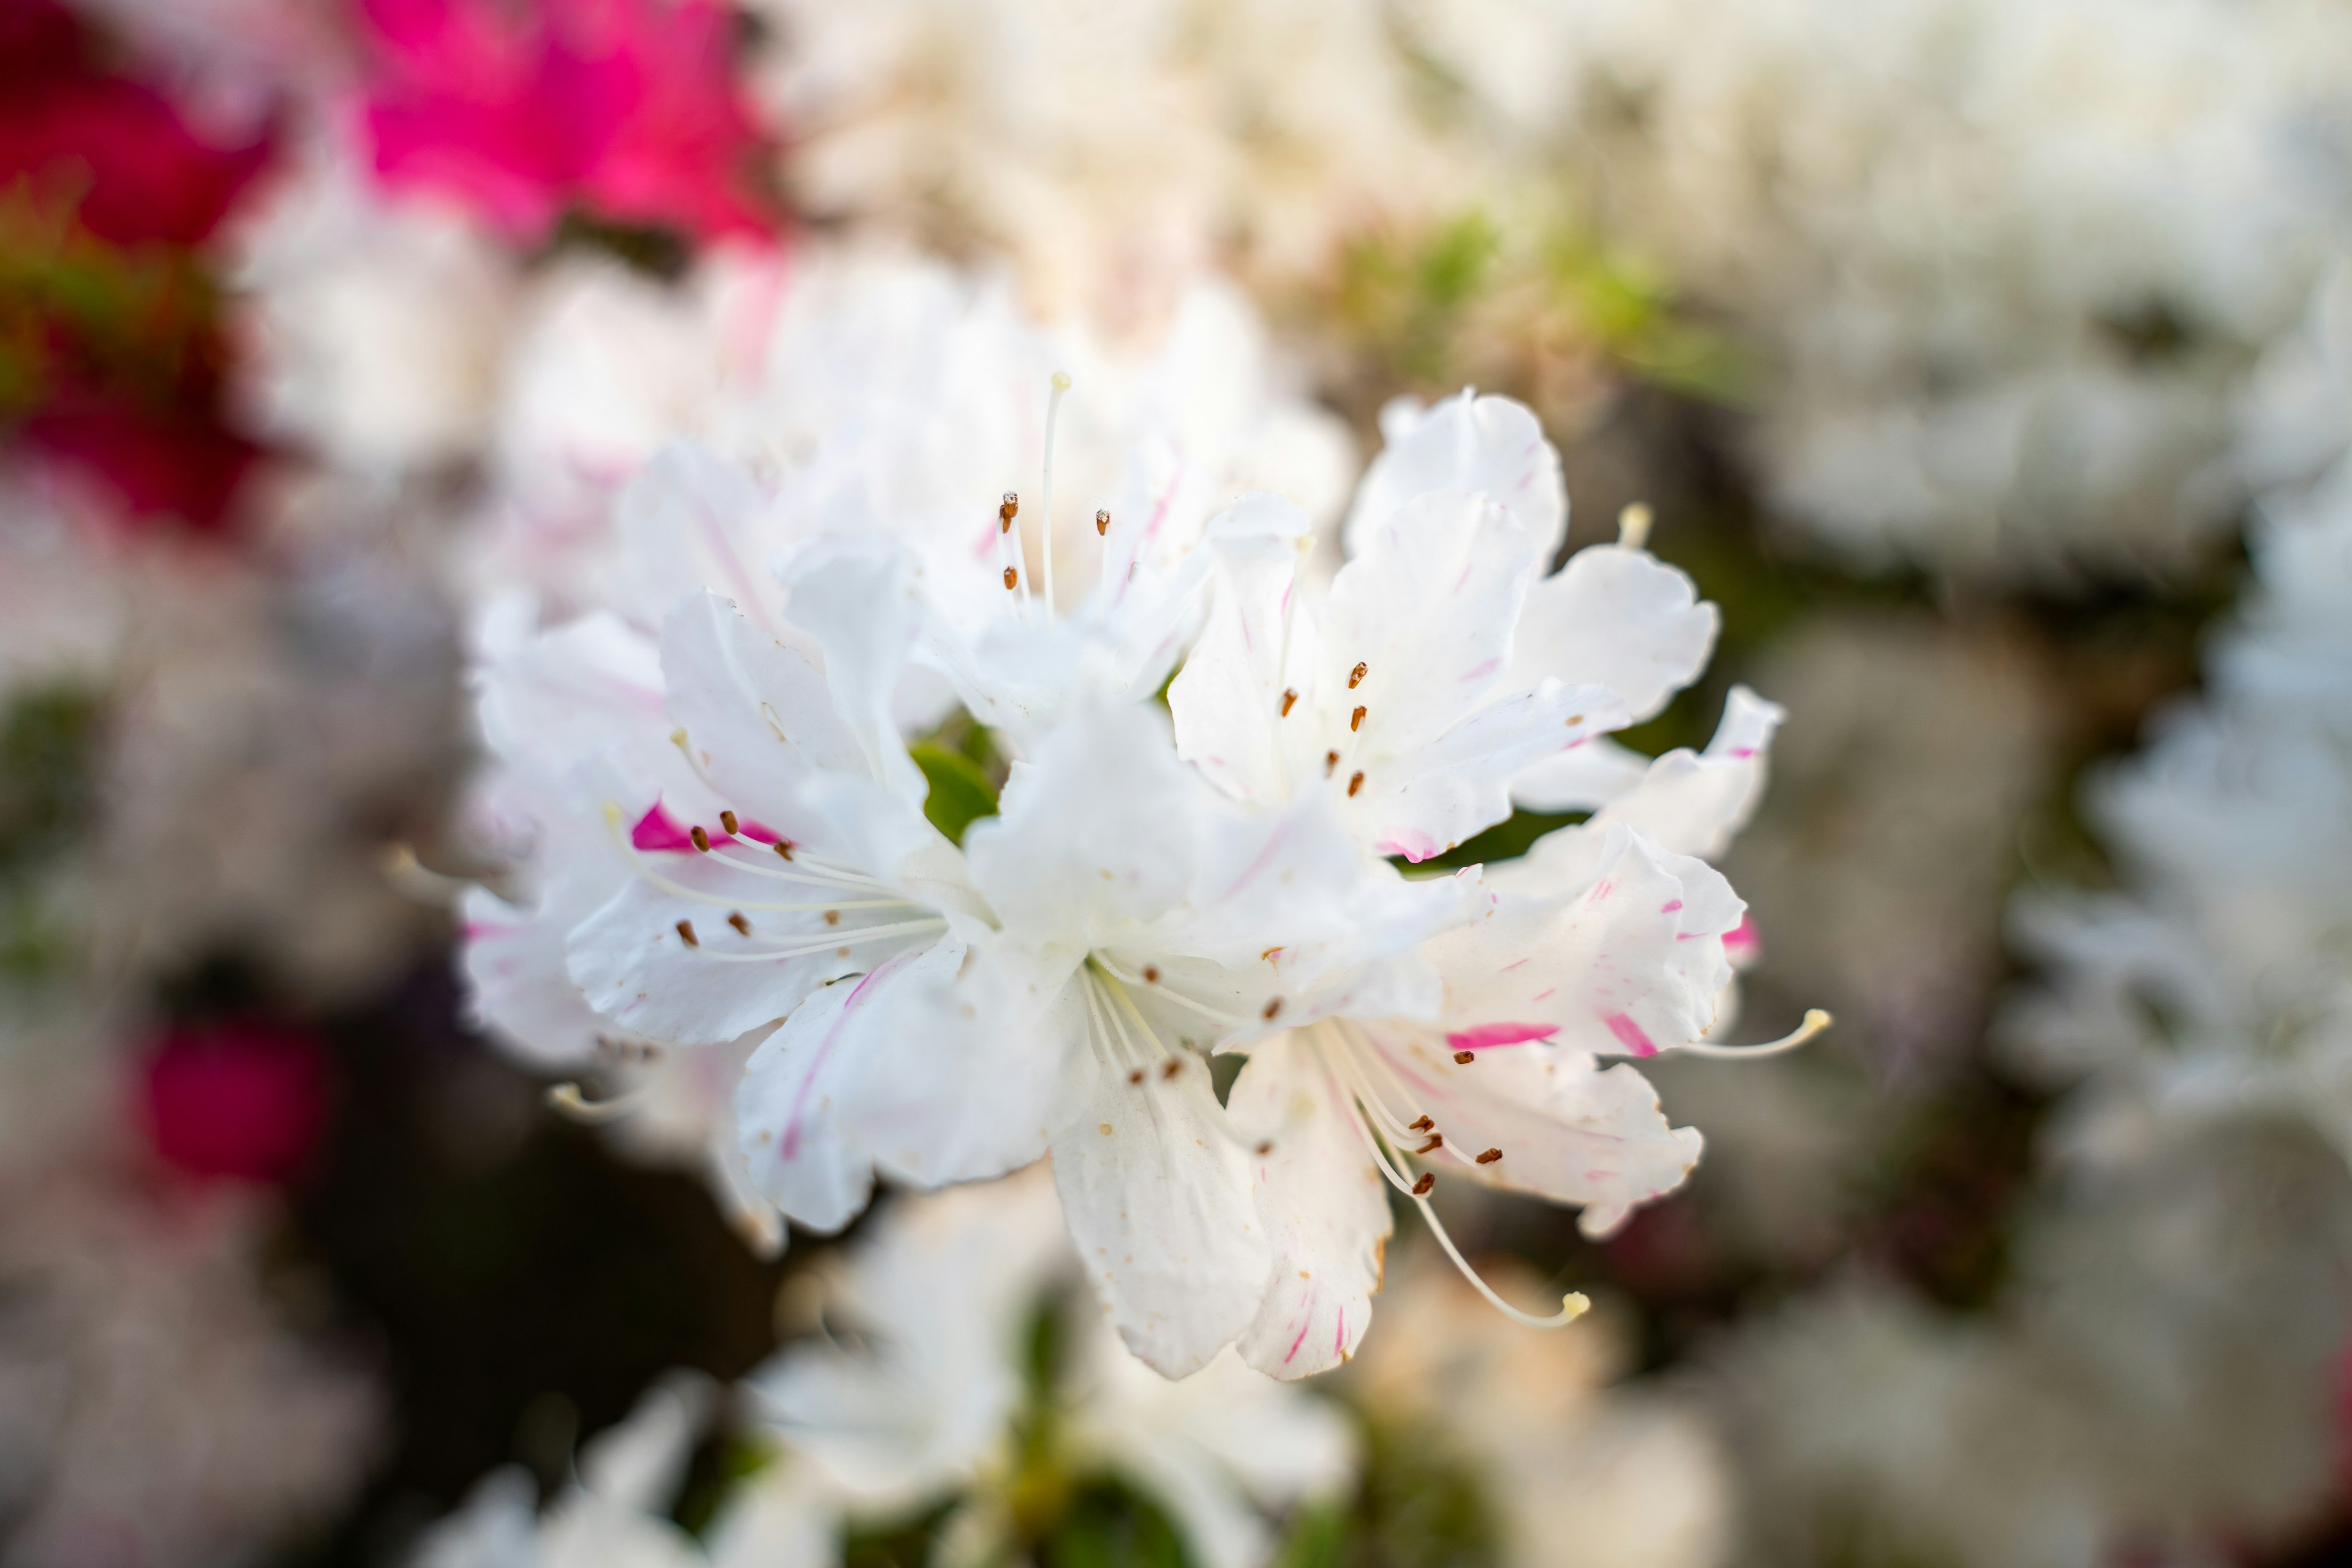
[138,1021,330,1186]
[353,0,772,241]
[0,0,274,247]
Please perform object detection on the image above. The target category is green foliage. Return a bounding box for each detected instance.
[1404,807,1588,875]
[1273,1409,1501,1568]
[910,742,1002,846]
[0,683,101,875]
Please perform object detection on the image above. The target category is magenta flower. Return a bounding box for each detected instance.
[138,1021,330,1186]
[355,0,773,242]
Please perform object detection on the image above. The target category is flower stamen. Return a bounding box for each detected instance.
[1673,1008,1833,1060]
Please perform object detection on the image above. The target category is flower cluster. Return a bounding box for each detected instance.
[460,375,1797,1376]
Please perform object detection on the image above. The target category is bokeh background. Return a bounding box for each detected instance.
[4,1,2352,1564]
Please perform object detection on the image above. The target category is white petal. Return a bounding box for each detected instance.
[662,590,872,844]
[735,962,913,1233]
[781,533,930,805]
[963,701,1207,950]
[1438,822,1741,1059]
[1167,498,1316,810]
[1589,686,1786,861]
[1342,391,1565,567]
[1509,544,1718,723]
[1352,683,1626,864]
[1322,492,1535,750]
[1362,1027,1702,1237]
[842,940,1096,1191]
[1050,1046,1272,1378]
[461,884,605,1068]
[612,442,790,636]
[1508,735,1653,814]
[1227,1038,1393,1380]
[705,1469,840,1568]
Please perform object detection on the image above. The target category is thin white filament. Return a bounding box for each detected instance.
[601,804,903,911]
[690,918,947,962]
[1673,1008,1833,1060]
[547,1079,657,1125]
[1087,956,1251,1029]
[1316,1028,1587,1330]
[1039,371,1071,621]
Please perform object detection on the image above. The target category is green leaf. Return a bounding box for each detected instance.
[910,742,1001,846]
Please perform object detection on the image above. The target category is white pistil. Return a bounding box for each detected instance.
[688,917,948,962]
[1673,1008,1833,1060]
[1040,371,1071,621]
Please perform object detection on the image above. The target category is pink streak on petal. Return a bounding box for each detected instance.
[1602,1011,1658,1057]
[1444,1021,1559,1051]
[781,951,914,1158]
[1724,915,1760,954]
[1335,1306,1347,1358]
[1460,657,1499,682]
[1217,815,1297,904]
[1660,899,1683,913]
[737,818,780,843]
[630,799,701,851]
[1285,1315,1311,1365]
[1376,829,1443,863]
[1728,746,1757,759]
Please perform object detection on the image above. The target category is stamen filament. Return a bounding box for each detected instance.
[547,1079,656,1124]
[1040,371,1070,621]
[1088,956,1251,1028]
[602,804,903,909]
[1673,1008,1833,1060]
[690,918,947,962]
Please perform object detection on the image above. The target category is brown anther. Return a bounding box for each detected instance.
[1350,705,1365,731]
[1411,1172,1435,1196]
[1280,688,1297,717]
[1415,1134,1444,1154]
[1161,1058,1183,1080]
[1453,1050,1476,1065]
[1262,997,1284,1021]
[1142,965,1161,982]
[1349,661,1368,689]
[688,824,711,852]
[1476,1148,1503,1164]
[1408,1115,1434,1133]
[1004,566,1019,590]
[718,810,739,835]
[1324,750,1340,776]
[773,839,795,861]
[727,912,751,936]
[1000,492,1018,531]
[1347,770,1365,797]
[1255,1140,1274,1156]
[1566,712,1584,727]
[1096,509,1110,535]
[824,910,840,926]
[676,920,699,947]
[1128,1068,1146,1085]
[1260,946,1282,963]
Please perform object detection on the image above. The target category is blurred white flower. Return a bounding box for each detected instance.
[740,1170,1355,1568]
[1520,0,2352,576]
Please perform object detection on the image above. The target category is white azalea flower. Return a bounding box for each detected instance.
[1166,391,1813,1376]
[456,247,1348,1244]
[570,530,1461,1375]
[740,1170,1354,1568]
[412,1374,722,1568]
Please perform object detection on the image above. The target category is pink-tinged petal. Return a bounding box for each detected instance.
[629,799,700,852]
[1444,1021,1561,1052]
[1361,1026,1702,1237]
[1229,1039,1390,1381]
[1053,1046,1272,1379]
[1602,1012,1659,1058]
[1377,829,1444,864]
